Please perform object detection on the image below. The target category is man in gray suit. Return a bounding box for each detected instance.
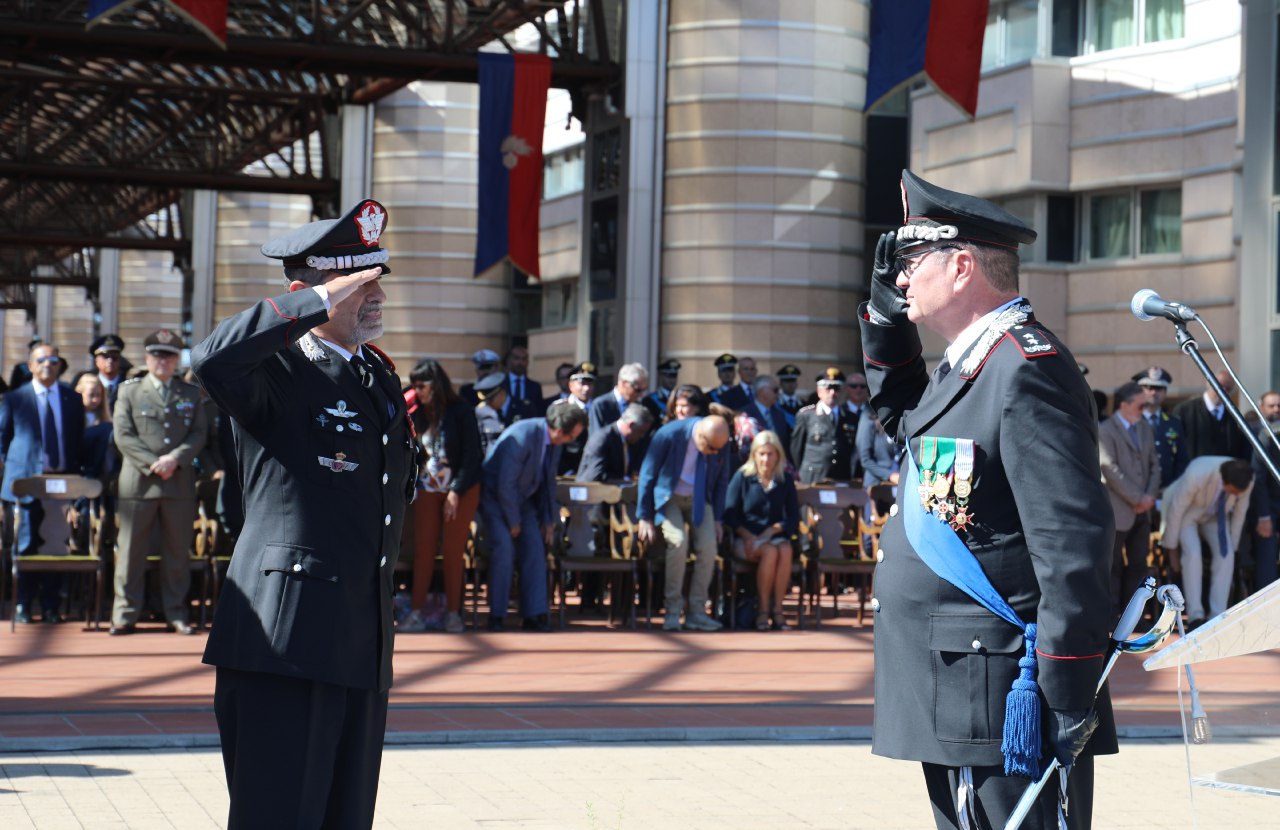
[110,329,208,635]
[1098,381,1161,617]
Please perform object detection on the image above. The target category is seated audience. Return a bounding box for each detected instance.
[637,414,732,631]
[735,375,792,466]
[401,359,482,634]
[856,408,899,520]
[723,431,798,631]
[479,400,587,631]
[579,402,653,483]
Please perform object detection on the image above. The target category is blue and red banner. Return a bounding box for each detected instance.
[87,0,228,47]
[475,52,552,279]
[865,0,989,118]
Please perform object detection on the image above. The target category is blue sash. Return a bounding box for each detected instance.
[902,444,1042,778]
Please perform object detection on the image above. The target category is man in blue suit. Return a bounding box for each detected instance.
[0,342,85,623]
[480,400,587,631]
[637,414,732,631]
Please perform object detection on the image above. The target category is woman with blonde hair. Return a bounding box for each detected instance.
[722,430,799,630]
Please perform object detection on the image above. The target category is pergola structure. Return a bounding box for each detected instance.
[0,0,621,314]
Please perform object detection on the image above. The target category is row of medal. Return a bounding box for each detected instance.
[917,436,976,532]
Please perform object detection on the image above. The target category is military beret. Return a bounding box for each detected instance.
[896,169,1036,254]
[262,199,391,275]
[570,361,597,382]
[658,358,682,376]
[90,334,125,356]
[714,353,738,369]
[472,348,501,367]
[816,367,845,389]
[1133,366,1172,388]
[776,364,802,381]
[143,329,182,355]
[475,372,507,399]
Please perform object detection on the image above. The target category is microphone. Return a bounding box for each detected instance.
[1131,288,1198,322]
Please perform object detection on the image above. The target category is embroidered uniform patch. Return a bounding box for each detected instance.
[324,401,358,419]
[1007,326,1057,359]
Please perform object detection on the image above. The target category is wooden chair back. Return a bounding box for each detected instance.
[11,475,103,502]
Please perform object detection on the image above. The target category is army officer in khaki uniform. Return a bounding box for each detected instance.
[110,329,208,635]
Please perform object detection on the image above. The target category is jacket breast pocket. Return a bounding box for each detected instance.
[930,613,1024,743]
[256,543,339,665]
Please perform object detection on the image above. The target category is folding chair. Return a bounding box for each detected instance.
[552,481,638,628]
[6,475,105,631]
[797,483,872,626]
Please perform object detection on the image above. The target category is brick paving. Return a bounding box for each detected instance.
[2,613,1279,826]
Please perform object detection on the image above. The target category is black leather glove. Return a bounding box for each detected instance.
[1049,708,1099,768]
[868,231,910,325]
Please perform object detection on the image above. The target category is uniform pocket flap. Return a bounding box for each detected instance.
[928,613,1023,654]
[260,544,338,582]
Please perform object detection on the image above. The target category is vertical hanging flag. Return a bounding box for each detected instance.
[475,52,552,279]
[865,0,989,118]
[87,0,228,47]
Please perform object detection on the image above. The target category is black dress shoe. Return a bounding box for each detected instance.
[521,614,552,632]
[486,616,506,632]
[168,622,197,635]
[108,623,136,636]
[14,607,32,625]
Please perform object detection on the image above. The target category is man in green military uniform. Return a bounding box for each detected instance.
[110,329,208,635]
[790,367,857,484]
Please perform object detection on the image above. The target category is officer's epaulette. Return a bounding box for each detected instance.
[796,403,818,415]
[1005,325,1058,360]
[364,342,396,372]
[122,377,142,385]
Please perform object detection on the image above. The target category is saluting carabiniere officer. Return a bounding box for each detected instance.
[191,199,417,830]
[110,329,208,635]
[861,170,1115,830]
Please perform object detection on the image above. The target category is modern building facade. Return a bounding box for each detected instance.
[3,0,1267,407]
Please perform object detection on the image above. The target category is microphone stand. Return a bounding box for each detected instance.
[1171,320,1280,489]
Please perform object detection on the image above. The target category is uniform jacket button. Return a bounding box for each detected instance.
[382,434,389,445]
[163,438,171,444]
[889,504,899,518]
[163,422,170,428]
[382,473,389,485]
[870,597,881,612]
[336,425,344,432]
[384,514,391,526]
[380,556,387,567]
[875,548,884,563]
[292,563,302,573]
[972,639,982,650]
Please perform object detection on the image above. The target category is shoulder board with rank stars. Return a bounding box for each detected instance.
[122,377,142,385]
[1006,325,1058,360]
[796,403,818,415]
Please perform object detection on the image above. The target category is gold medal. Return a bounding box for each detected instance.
[954,478,972,499]
[932,472,952,499]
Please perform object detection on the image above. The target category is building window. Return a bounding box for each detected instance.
[1085,187,1181,260]
[543,145,585,200]
[1087,0,1183,53]
[982,0,1041,71]
[541,281,579,328]
[1046,195,1078,262]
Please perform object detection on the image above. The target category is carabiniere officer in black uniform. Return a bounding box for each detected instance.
[191,199,417,830]
[861,171,1116,830]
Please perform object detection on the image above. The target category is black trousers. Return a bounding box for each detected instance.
[214,667,389,830]
[1111,511,1152,618]
[923,757,1095,830]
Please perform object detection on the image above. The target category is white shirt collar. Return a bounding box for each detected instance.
[316,336,364,363]
[944,297,1024,369]
[33,379,55,395]
[1202,392,1222,414]
[817,401,835,417]
[1115,410,1139,430]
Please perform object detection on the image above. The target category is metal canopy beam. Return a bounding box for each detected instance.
[0,162,334,194]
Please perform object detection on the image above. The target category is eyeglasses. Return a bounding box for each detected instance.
[34,356,60,364]
[896,245,959,276]
[847,383,868,389]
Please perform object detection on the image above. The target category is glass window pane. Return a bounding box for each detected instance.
[1089,193,1132,259]
[982,3,1002,71]
[1145,0,1183,43]
[1093,0,1136,51]
[1139,188,1181,254]
[1006,0,1040,63]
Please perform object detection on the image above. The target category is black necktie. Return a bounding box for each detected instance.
[925,358,951,395]
[41,391,61,471]
[350,354,389,420]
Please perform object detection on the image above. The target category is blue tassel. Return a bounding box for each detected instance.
[1001,623,1041,779]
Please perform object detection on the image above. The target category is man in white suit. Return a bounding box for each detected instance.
[1160,455,1255,627]
[1099,382,1161,617]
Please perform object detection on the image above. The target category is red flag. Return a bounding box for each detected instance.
[87,0,227,47]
